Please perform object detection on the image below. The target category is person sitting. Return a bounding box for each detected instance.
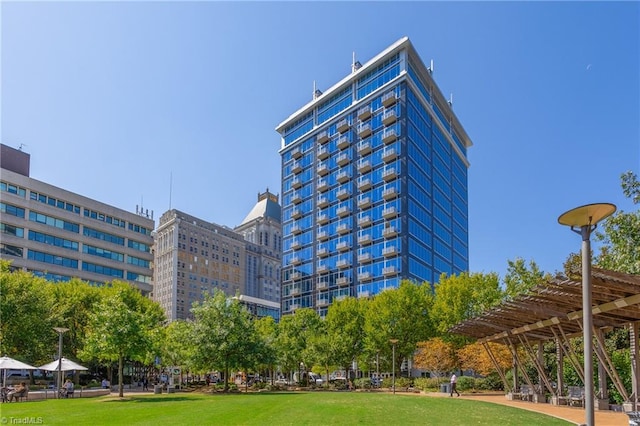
[101,378,110,389]
[63,379,74,398]
[8,382,27,402]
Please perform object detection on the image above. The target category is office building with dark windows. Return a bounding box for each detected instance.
[275,37,472,316]
[0,143,154,294]
[153,191,282,322]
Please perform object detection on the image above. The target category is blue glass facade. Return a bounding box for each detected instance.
[276,38,472,317]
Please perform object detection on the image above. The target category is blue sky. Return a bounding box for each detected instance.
[2,2,638,281]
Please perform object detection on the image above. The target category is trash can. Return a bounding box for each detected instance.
[167,386,175,394]
[440,383,451,394]
[627,412,640,426]
[154,385,163,395]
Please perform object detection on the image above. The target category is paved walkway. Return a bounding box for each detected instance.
[420,392,630,426]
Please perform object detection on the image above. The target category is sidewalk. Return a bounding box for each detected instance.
[421,392,629,426]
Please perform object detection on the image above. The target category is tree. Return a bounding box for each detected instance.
[457,342,513,376]
[255,316,278,383]
[430,272,502,340]
[190,290,261,392]
[503,258,549,299]
[275,308,322,385]
[162,320,195,374]
[324,297,365,382]
[413,338,456,382]
[79,282,165,397]
[0,262,57,367]
[594,171,640,274]
[363,280,434,374]
[49,278,102,359]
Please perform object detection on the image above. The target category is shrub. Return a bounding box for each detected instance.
[413,377,440,392]
[456,376,475,392]
[354,378,371,389]
[476,373,504,391]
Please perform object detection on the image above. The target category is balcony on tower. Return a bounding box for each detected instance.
[358,215,372,227]
[357,159,371,173]
[317,230,329,241]
[358,234,372,245]
[317,162,329,176]
[382,187,398,200]
[336,276,350,286]
[290,256,302,266]
[382,91,398,107]
[382,226,398,238]
[317,213,329,224]
[336,240,350,252]
[382,206,397,219]
[382,167,397,182]
[383,245,398,257]
[291,239,302,250]
[291,271,302,280]
[358,271,372,282]
[357,177,372,191]
[317,195,329,208]
[291,192,303,204]
[382,128,398,145]
[336,205,350,217]
[291,287,301,296]
[291,224,303,235]
[317,179,329,192]
[337,118,350,134]
[291,177,302,189]
[291,161,303,174]
[317,264,329,274]
[336,170,350,184]
[382,109,398,126]
[382,147,398,163]
[357,140,372,155]
[337,187,350,201]
[336,152,350,166]
[358,122,372,139]
[317,298,329,307]
[357,196,371,209]
[336,259,350,269]
[317,130,329,144]
[357,106,372,121]
[291,146,302,159]
[337,135,350,150]
[358,252,372,263]
[337,223,350,235]
[317,280,328,289]
[317,247,329,258]
[291,208,303,219]
[383,266,398,276]
[317,146,329,160]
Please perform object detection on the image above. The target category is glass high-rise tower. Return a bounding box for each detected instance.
[276,37,472,317]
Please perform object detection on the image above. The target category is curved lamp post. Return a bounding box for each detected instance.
[558,203,616,426]
[389,339,398,395]
[53,327,69,399]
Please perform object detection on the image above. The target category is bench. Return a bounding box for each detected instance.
[568,386,584,407]
[520,385,534,402]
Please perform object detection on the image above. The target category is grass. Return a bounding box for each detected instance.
[0,391,572,425]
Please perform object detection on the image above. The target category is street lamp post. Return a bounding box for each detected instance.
[53,327,69,399]
[558,203,616,426]
[389,339,398,395]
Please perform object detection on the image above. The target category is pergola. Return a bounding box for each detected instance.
[450,268,640,410]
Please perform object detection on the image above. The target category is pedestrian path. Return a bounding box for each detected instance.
[420,392,629,426]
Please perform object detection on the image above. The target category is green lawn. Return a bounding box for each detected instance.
[0,391,571,425]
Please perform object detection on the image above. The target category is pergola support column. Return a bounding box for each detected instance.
[628,321,639,412]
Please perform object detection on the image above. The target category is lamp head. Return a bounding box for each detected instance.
[558,203,616,228]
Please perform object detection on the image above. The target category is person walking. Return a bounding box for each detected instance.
[450,373,460,397]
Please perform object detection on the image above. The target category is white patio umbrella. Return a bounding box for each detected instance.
[38,357,88,372]
[0,355,38,388]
